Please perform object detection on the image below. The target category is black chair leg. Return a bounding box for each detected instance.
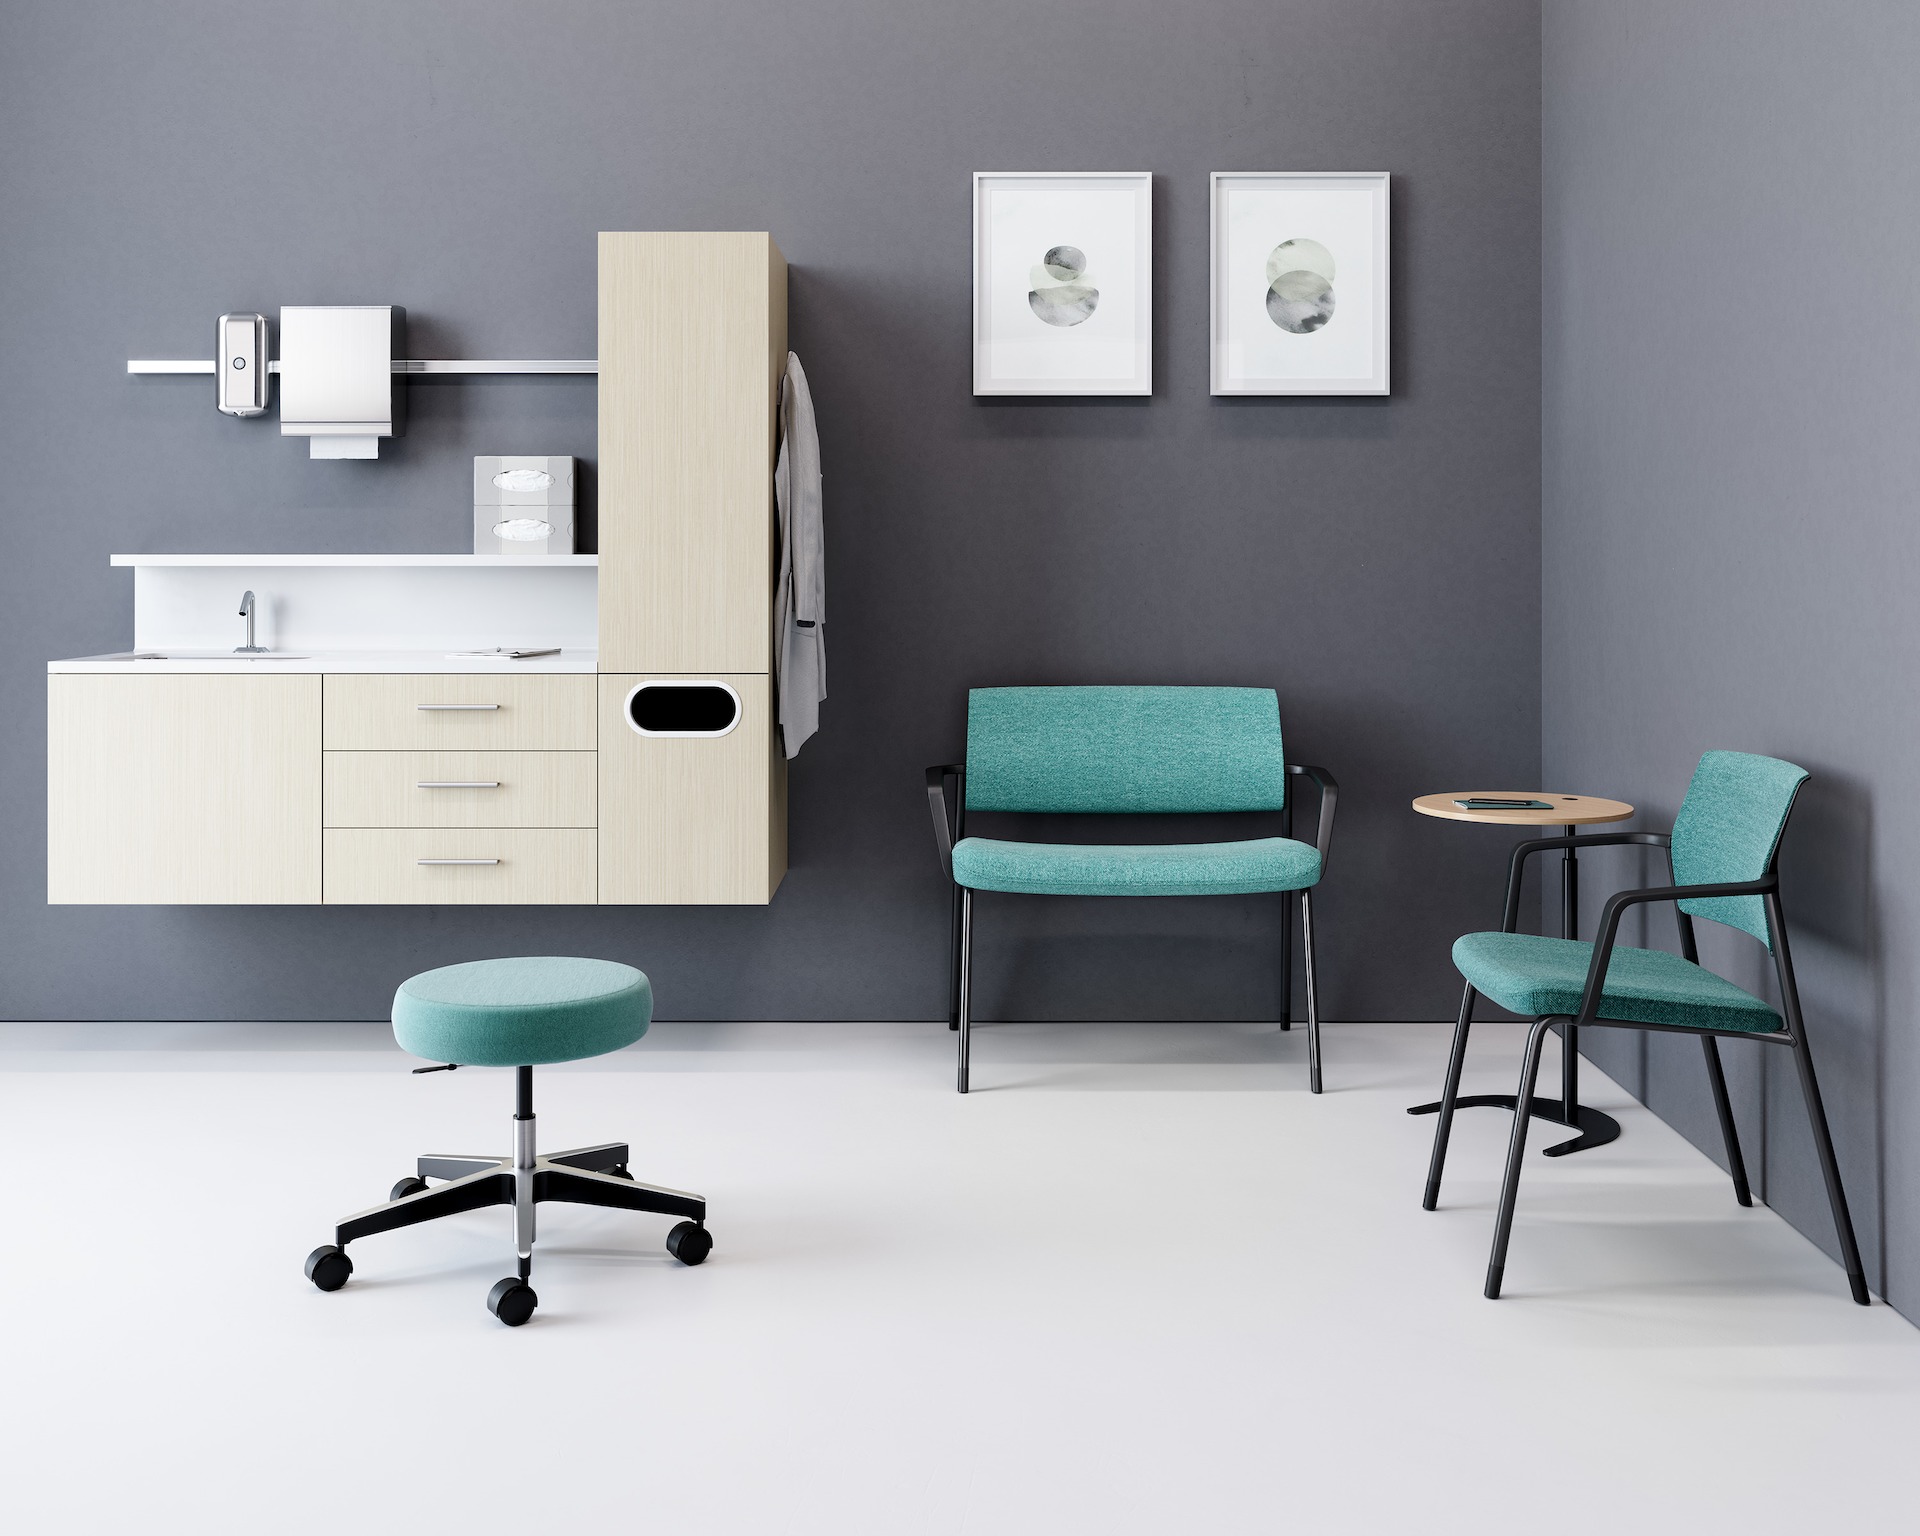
[1699,1036,1752,1207]
[1424,984,1478,1211]
[1789,1036,1871,1305]
[947,884,963,1030]
[1485,1016,1556,1299]
[1300,889,1322,1094]
[956,889,974,1094]
[1278,889,1292,1033]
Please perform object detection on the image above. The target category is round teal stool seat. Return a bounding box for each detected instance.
[392,956,652,1067]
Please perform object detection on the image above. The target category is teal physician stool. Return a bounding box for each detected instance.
[304,957,710,1326]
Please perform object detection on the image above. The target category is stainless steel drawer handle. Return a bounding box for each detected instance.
[417,858,501,866]
[416,781,502,789]
[417,703,500,711]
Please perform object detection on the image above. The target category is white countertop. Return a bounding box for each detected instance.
[49,649,599,674]
[109,554,598,568]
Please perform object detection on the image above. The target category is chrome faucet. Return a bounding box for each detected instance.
[235,590,266,653]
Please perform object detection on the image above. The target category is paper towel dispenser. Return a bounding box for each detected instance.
[277,306,406,459]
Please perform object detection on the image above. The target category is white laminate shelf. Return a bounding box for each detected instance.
[110,554,598,568]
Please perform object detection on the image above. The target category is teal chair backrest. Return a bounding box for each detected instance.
[1671,750,1809,948]
[964,686,1287,814]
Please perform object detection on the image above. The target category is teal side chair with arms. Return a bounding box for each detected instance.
[926,686,1337,1094]
[1425,751,1870,1304]
[302,956,712,1327]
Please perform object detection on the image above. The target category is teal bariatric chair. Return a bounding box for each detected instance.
[926,686,1337,1094]
[302,957,711,1327]
[1426,751,1870,1304]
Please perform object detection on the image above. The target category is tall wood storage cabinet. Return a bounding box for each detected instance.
[597,232,788,904]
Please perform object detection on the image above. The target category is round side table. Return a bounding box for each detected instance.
[1409,791,1634,1156]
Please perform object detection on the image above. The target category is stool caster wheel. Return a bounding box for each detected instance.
[608,1165,633,1180]
[666,1221,712,1266]
[487,1277,538,1327]
[391,1176,429,1201]
[305,1245,353,1292]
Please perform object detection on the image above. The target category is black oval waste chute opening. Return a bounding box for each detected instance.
[628,684,739,735]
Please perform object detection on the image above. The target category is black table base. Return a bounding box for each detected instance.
[1412,821,1621,1157]
[1406,1093,1621,1157]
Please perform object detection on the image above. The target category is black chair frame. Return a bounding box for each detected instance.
[927,761,1337,1095]
[1423,828,1870,1305]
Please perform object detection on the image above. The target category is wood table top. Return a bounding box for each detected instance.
[1411,792,1635,827]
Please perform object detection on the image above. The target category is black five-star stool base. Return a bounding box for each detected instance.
[305,1064,710,1326]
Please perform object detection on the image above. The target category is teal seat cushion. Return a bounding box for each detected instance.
[1452,932,1780,1033]
[392,957,652,1067]
[951,835,1321,897]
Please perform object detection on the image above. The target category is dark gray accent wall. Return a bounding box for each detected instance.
[1544,1,1920,1317]
[2,1,1540,1025]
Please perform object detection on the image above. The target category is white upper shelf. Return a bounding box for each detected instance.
[110,554,598,568]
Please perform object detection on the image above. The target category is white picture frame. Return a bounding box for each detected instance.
[1210,172,1390,396]
[973,172,1153,396]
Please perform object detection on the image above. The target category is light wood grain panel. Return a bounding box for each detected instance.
[597,674,783,904]
[324,829,595,904]
[324,674,595,750]
[324,751,596,828]
[49,674,321,904]
[598,232,786,673]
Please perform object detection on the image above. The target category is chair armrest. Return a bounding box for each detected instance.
[926,764,963,878]
[1500,831,1671,933]
[1572,879,1777,1027]
[1286,764,1339,867]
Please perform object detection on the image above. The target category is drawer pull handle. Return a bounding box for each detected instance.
[417,858,501,866]
[417,703,501,711]
[416,781,502,789]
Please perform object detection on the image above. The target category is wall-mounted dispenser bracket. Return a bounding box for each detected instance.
[128,308,598,460]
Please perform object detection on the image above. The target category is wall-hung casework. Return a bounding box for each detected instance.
[51,232,789,907]
[1210,172,1390,395]
[972,172,1153,396]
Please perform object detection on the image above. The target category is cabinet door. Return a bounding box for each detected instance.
[598,231,786,673]
[597,674,785,904]
[48,675,322,904]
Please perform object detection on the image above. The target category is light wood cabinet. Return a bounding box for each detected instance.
[597,231,788,903]
[597,675,785,905]
[54,234,790,908]
[48,674,322,904]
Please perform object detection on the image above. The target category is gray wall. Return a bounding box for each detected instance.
[1544,0,1920,1317]
[1,1,1542,1024]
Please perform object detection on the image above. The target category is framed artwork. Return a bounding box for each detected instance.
[1210,172,1389,396]
[973,172,1153,396]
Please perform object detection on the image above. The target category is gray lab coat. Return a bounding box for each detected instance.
[775,352,825,757]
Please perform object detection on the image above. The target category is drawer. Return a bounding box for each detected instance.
[324,829,595,904]
[324,751,595,828]
[324,675,595,751]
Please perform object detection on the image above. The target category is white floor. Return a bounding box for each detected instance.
[4,1018,1917,1535]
